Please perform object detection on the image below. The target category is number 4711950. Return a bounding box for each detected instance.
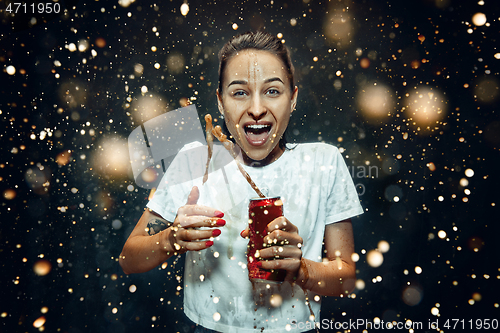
[443,319,498,330]
[6,2,61,14]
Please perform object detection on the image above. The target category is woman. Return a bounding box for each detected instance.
[120,31,363,332]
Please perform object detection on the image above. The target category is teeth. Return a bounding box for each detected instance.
[246,124,270,129]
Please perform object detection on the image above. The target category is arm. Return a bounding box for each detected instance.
[119,209,176,275]
[295,219,356,297]
[119,186,226,275]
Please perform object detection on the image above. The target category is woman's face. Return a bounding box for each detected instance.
[217,49,298,165]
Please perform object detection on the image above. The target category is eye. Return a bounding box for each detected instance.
[266,88,280,96]
[232,90,247,97]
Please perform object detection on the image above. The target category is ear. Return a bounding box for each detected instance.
[291,86,298,112]
[216,89,224,116]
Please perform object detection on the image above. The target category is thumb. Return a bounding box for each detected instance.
[186,186,200,205]
[240,227,249,239]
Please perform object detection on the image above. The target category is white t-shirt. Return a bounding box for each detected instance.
[147,142,363,332]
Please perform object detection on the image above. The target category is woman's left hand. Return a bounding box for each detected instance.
[241,216,303,282]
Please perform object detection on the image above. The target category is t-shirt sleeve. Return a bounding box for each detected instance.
[324,147,364,224]
[146,142,205,222]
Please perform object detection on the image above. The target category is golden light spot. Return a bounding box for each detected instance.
[357,84,395,123]
[33,316,46,328]
[360,58,370,68]
[465,168,474,177]
[3,189,16,200]
[33,260,52,276]
[472,13,487,26]
[404,87,447,133]
[366,250,383,267]
[180,3,189,16]
[377,240,390,253]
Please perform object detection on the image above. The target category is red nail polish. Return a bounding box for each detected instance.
[214,210,224,218]
[216,219,226,226]
[240,230,245,238]
[205,240,214,247]
[256,261,262,268]
[212,229,221,237]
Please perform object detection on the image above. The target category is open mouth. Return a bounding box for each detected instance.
[243,124,272,146]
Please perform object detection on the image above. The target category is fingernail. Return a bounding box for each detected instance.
[214,210,224,218]
[205,240,214,247]
[240,230,245,237]
[212,229,221,237]
[256,261,262,268]
[216,219,226,226]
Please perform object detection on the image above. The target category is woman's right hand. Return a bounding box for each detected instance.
[163,186,225,254]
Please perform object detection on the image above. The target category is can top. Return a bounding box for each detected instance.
[249,196,283,208]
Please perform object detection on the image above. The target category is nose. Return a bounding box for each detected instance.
[247,94,267,120]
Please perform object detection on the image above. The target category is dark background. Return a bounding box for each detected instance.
[1,0,499,332]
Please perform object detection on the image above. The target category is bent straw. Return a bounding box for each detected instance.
[202,114,214,184]
[202,120,265,198]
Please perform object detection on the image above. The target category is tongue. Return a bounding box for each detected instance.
[246,128,270,145]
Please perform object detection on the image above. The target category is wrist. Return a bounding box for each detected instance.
[295,258,310,289]
[158,227,175,255]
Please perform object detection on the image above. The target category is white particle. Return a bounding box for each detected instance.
[180,3,189,16]
[6,65,16,75]
[465,168,474,177]
[472,12,487,26]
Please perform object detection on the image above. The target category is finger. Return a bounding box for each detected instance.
[178,227,222,241]
[240,227,249,239]
[258,245,302,260]
[263,230,303,247]
[258,258,301,282]
[177,239,215,252]
[178,205,224,218]
[186,186,199,205]
[178,216,226,228]
[267,216,298,233]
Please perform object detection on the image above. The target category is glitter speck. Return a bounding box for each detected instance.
[377,240,390,253]
[438,230,447,239]
[366,250,383,267]
[6,65,16,75]
[180,3,189,16]
[472,13,487,26]
[33,316,46,328]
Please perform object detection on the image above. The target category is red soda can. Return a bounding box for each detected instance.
[247,196,287,283]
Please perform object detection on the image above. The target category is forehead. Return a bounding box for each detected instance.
[223,49,288,81]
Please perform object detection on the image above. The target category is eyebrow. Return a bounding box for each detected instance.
[227,77,284,87]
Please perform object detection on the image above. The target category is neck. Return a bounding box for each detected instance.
[241,144,285,167]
